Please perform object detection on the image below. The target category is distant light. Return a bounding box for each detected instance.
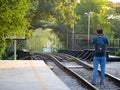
[73,0,80,3]
[85,12,88,15]
[107,15,113,19]
[84,12,92,15]
[77,0,80,3]
[107,15,120,19]
[108,0,120,3]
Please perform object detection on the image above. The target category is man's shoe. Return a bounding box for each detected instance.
[100,83,105,88]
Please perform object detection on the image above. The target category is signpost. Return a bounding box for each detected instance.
[6,35,25,60]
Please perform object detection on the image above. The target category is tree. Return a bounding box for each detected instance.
[30,0,79,29]
[26,28,62,52]
[29,0,79,49]
[75,0,110,36]
[0,0,31,58]
[107,2,120,39]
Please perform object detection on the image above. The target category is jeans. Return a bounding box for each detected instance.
[92,56,106,84]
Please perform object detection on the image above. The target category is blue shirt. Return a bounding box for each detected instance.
[92,35,108,56]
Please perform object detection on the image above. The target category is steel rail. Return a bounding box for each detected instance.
[32,53,120,89]
[64,53,120,86]
[45,54,99,90]
[19,55,33,60]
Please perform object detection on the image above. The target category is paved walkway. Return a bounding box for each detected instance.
[0,60,70,90]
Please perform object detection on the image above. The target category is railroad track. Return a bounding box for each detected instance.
[32,53,120,90]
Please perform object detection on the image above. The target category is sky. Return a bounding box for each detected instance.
[108,0,120,3]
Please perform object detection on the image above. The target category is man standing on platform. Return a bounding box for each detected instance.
[92,28,108,86]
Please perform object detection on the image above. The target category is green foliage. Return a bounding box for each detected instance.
[26,28,63,53]
[115,49,120,56]
[2,39,26,60]
[7,55,14,60]
[1,0,120,57]
[29,0,120,50]
[0,0,31,58]
[108,19,120,39]
[51,23,70,48]
[0,35,6,59]
[69,57,75,61]
[29,0,79,49]
[0,0,30,36]
[53,0,79,28]
[76,0,108,14]
[75,0,110,36]
[30,0,79,29]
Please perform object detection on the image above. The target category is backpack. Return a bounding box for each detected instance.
[95,36,105,56]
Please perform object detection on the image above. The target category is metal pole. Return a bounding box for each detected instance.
[88,12,90,49]
[72,25,75,50]
[14,39,17,60]
[85,12,91,49]
[66,29,68,49]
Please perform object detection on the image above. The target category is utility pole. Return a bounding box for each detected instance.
[85,12,92,49]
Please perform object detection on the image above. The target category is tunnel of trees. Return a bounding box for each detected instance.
[0,0,120,59]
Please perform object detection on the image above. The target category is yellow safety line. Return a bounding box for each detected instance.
[30,61,47,90]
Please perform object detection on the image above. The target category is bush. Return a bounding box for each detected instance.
[115,50,120,56]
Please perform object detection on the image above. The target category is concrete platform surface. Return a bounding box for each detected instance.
[0,60,70,90]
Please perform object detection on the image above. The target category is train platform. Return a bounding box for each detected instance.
[0,60,70,90]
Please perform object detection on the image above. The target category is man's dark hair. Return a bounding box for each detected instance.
[97,28,103,34]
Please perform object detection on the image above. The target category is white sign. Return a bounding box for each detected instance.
[43,48,51,53]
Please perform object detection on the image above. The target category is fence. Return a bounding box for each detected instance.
[67,33,120,55]
[108,39,120,55]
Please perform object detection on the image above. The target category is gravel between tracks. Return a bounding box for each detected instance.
[88,61,120,79]
[106,62,120,79]
[46,61,88,90]
[47,60,120,90]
